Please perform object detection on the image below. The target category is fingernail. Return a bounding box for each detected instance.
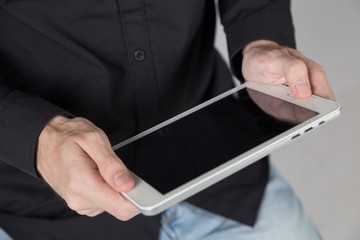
[114,173,132,190]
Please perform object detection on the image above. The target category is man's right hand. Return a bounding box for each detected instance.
[36,115,139,221]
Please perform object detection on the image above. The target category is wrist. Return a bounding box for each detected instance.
[40,115,71,138]
[37,115,71,163]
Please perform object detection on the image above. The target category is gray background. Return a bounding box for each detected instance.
[215,0,360,239]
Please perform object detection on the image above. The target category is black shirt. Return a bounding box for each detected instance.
[0,0,295,239]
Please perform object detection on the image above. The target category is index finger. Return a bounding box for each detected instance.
[87,171,140,221]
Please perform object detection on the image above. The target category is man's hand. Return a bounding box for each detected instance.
[36,116,139,221]
[242,40,335,101]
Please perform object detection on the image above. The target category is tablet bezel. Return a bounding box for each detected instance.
[112,82,341,216]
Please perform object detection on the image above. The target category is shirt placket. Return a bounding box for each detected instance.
[116,0,160,131]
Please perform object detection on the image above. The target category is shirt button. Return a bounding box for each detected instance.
[134,49,146,61]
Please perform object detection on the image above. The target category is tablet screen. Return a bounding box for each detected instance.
[115,88,318,194]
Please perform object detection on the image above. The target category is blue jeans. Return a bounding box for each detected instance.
[0,165,322,240]
[0,228,12,240]
[159,165,323,240]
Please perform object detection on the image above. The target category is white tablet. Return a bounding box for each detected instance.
[112,82,341,216]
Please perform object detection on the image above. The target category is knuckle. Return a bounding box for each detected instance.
[116,210,136,221]
[113,203,140,221]
[289,58,307,68]
[256,50,276,66]
[97,149,123,169]
[79,130,97,142]
[86,212,100,217]
[255,49,284,72]
[78,209,102,217]
[63,118,103,142]
[71,130,102,146]
[66,197,84,212]
[285,58,307,73]
[77,209,91,216]
[310,61,326,74]
[94,151,119,173]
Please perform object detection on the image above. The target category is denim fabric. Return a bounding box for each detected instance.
[159,165,322,240]
[0,228,12,240]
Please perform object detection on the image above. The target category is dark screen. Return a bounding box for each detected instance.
[115,88,318,194]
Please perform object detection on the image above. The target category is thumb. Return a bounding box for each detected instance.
[282,57,312,99]
[77,132,135,193]
[94,149,135,193]
[284,49,314,99]
[104,157,135,193]
[111,167,135,193]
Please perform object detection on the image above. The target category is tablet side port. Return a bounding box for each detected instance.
[291,134,301,140]
[319,121,325,125]
[305,127,314,133]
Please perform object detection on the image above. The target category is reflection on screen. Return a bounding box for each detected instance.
[115,88,318,194]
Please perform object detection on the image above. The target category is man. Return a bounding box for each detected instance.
[0,0,334,239]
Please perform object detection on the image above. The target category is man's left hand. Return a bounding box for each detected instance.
[242,40,335,101]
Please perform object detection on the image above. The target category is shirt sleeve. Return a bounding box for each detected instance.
[0,69,72,178]
[218,0,296,80]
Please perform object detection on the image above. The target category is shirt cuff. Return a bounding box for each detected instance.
[0,90,73,178]
[223,5,296,81]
